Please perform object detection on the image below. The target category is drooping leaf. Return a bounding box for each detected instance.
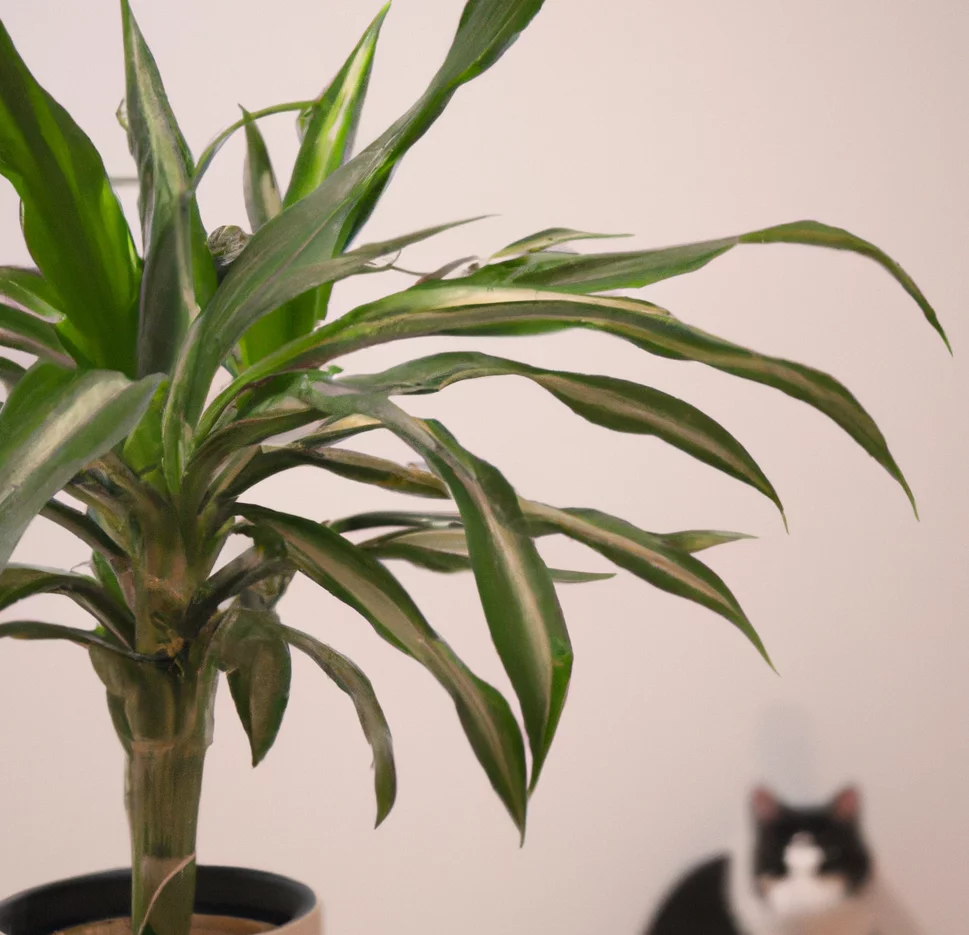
[0,267,62,321]
[0,363,162,571]
[119,0,218,376]
[242,111,282,232]
[0,22,140,374]
[0,303,73,366]
[236,503,528,834]
[0,620,149,659]
[466,220,948,350]
[0,564,135,647]
[521,501,770,665]
[344,351,783,516]
[226,284,916,513]
[212,605,292,766]
[491,227,631,260]
[295,382,570,790]
[283,625,396,826]
[39,499,125,558]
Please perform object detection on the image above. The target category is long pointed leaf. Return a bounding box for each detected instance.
[0,23,140,373]
[344,351,783,516]
[237,504,528,833]
[0,564,135,647]
[223,446,450,501]
[0,363,162,571]
[234,4,390,356]
[468,220,947,350]
[295,382,570,789]
[283,625,396,826]
[0,620,150,660]
[170,0,546,447]
[492,227,631,260]
[522,501,769,664]
[225,284,916,512]
[328,510,463,535]
[242,111,283,233]
[361,527,612,583]
[120,0,218,376]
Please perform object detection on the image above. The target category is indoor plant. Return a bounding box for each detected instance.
[0,0,949,931]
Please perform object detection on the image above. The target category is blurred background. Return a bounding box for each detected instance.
[0,0,966,932]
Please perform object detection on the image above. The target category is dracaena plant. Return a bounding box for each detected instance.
[0,0,948,931]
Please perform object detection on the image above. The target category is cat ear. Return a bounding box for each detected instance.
[751,786,781,823]
[830,786,861,822]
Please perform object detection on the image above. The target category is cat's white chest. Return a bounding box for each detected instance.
[763,837,848,917]
[728,836,874,935]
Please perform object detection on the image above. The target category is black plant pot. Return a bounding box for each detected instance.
[0,866,320,935]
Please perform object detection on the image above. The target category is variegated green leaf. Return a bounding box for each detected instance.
[173,0,546,447]
[361,527,613,583]
[0,23,140,373]
[328,509,463,535]
[295,381,570,790]
[120,0,217,376]
[344,351,783,516]
[522,501,769,664]
[237,503,528,833]
[242,111,282,233]
[0,363,162,571]
[212,604,292,766]
[223,284,915,513]
[222,446,449,501]
[468,220,948,350]
[286,5,389,207]
[491,227,630,260]
[234,5,391,361]
[283,625,396,826]
[0,564,135,647]
[655,529,754,554]
[0,620,149,659]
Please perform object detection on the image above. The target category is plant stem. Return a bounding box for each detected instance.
[127,740,207,935]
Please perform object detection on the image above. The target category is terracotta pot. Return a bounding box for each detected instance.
[0,867,321,935]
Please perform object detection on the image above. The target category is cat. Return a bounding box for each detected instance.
[644,786,879,935]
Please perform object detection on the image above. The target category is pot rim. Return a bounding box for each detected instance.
[0,866,318,935]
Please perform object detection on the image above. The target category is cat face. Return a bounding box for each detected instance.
[750,786,872,919]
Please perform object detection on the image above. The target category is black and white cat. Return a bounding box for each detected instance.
[645,787,881,935]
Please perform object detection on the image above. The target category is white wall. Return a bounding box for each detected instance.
[1,0,966,932]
